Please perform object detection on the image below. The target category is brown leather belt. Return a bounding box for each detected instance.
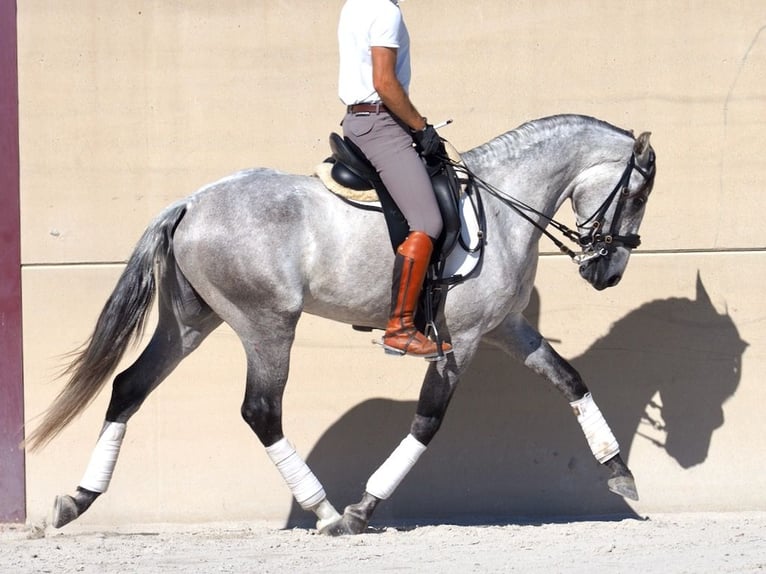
[347,102,389,114]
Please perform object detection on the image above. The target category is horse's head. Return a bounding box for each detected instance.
[597,275,747,468]
[582,275,746,468]
[654,276,747,467]
[573,132,656,290]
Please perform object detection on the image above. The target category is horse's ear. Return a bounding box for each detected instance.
[695,272,713,308]
[633,131,652,159]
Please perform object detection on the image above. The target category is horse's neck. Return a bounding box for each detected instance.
[461,118,632,236]
[462,146,577,235]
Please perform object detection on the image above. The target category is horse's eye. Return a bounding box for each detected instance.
[633,196,645,208]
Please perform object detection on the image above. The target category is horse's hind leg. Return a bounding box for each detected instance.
[52,266,222,528]
[483,313,638,501]
[237,312,341,531]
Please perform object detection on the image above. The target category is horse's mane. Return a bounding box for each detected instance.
[463,114,634,165]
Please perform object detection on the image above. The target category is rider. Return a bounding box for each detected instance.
[338,0,452,359]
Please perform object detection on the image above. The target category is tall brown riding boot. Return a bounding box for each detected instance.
[381,231,453,359]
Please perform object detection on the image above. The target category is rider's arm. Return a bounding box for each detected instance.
[371,46,427,132]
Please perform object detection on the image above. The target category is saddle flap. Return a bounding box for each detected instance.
[430,162,462,260]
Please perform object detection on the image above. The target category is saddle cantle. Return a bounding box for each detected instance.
[327,133,378,192]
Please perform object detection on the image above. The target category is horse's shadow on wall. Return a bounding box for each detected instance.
[286,275,747,528]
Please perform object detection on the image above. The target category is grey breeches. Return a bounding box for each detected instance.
[342,111,443,239]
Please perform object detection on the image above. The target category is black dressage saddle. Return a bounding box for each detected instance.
[327,132,461,263]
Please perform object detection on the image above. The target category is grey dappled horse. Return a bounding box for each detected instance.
[27,114,656,535]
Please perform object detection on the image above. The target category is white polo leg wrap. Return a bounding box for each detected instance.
[366,434,427,500]
[570,393,620,463]
[79,421,126,493]
[266,438,327,510]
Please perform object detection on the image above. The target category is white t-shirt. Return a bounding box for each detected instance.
[338,0,411,105]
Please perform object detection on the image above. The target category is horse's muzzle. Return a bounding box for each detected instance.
[579,259,623,291]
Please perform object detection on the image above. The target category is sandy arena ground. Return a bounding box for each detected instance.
[1,512,765,573]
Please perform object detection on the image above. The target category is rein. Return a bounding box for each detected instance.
[443,150,652,265]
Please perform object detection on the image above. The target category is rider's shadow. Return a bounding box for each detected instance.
[286,275,746,528]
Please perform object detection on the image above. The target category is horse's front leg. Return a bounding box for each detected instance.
[484,313,638,501]
[324,352,464,535]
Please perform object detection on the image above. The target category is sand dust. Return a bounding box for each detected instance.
[2,512,764,573]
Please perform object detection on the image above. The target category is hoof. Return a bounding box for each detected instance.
[52,495,80,528]
[319,509,369,536]
[608,475,639,501]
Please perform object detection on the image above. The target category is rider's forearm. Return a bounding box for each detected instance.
[375,78,427,131]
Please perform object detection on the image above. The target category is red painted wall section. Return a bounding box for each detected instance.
[0,1,25,523]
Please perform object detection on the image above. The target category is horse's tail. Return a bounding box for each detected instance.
[25,201,189,451]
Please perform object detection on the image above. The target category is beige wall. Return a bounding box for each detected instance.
[19,1,765,526]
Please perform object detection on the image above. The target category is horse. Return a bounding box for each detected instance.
[26,114,656,535]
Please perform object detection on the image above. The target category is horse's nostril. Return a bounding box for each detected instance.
[607,274,622,287]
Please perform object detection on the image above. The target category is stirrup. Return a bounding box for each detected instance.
[373,336,452,362]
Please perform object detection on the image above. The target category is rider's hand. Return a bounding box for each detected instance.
[413,124,444,157]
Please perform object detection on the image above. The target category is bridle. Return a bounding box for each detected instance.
[571,153,655,264]
[445,147,655,266]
